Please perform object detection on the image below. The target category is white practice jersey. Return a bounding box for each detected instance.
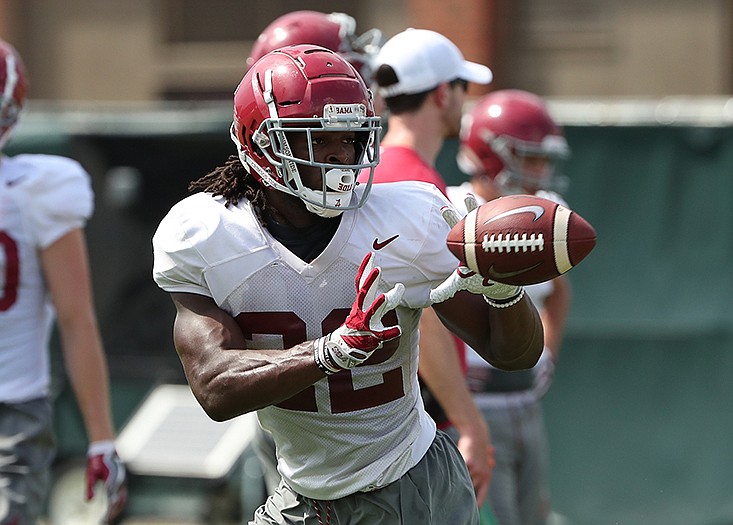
[153,181,459,499]
[0,154,94,402]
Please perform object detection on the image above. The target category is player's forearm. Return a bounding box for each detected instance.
[418,308,482,428]
[481,295,544,370]
[58,315,116,442]
[182,341,324,421]
[435,292,544,371]
[172,292,327,420]
[419,349,476,426]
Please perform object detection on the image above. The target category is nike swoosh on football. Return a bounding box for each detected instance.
[487,262,542,280]
[372,235,399,250]
[484,205,545,224]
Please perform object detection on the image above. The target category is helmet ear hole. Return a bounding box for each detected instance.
[252,130,270,151]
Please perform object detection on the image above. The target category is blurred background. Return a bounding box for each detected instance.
[2,0,733,524]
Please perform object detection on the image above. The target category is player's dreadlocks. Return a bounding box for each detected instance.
[188,155,269,224]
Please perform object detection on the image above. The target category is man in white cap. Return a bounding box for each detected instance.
[358,27,496,510]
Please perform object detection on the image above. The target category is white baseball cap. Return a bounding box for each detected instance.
[374,28,493,98]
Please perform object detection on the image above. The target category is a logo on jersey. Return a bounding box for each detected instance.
[372,235,399,250]
[5,174,27,187]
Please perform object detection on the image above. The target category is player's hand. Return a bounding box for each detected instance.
[86,440,127,523]
[430,194,523,305]
[457,434,495,506]
[315,252,404,374]
[456,435,496,507]
[430,265,522,304]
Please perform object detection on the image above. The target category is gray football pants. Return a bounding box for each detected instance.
[479,400,550,525]
[0,399,55,525]
[249,429,479,525]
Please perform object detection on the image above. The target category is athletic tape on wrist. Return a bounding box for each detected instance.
[313,338,340,375]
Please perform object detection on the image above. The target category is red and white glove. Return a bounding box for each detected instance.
[430,195,524,307]
[314,252,404,374]
[86,440,127,523]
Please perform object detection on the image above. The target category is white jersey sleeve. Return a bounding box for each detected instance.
[152,194,220,297]
[0,154,94,402]
[152,192,277,298]
[19,154,94,248]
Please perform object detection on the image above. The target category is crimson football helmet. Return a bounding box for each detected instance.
[458,89,570,195]
[231,44,381,218]
[0,39,28,150]
[247,11,383,84]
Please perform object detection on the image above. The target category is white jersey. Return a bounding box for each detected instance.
[0,154,94,402]
[153,181,458,499]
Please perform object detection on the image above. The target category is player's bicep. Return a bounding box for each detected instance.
[171,292,247,361]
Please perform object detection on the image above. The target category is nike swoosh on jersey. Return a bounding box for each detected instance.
[372,235,399,250]
[484,205,545,224]
[487,262,542,280]
[5,175,27,187]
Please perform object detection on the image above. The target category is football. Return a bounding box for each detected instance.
[446,195,597,285]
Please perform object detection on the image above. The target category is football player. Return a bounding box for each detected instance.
[0,39,126,524]
[153,45,543,525]
[450,89,572,525]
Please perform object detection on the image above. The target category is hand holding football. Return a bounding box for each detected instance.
[446,195,596,285]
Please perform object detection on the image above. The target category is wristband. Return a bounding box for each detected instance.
[483,288,525,308]
[88,440,117,456]
[313,339,339,375]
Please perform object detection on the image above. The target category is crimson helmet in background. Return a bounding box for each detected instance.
[0,39,28,150]
[458,89,570,195]
[231,44,382,218]
[247,11,384,84]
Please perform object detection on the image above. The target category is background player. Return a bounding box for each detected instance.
[449,89,571,525]
[153,45,544,525]
[247,10,384,85]
[0,39,126,524]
